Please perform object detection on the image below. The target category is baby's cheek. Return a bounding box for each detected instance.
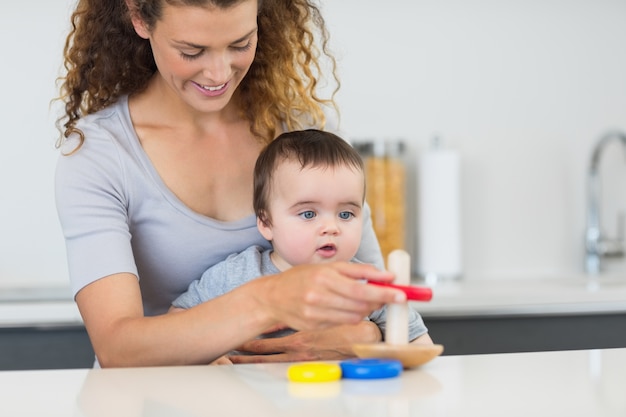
[275,232,313,264]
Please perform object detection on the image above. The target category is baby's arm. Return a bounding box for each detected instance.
[171,246,265,309]
[171,262,229,309]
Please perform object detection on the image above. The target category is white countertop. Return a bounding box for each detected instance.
[1,347,624,416]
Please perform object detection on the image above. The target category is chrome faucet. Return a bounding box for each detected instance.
[585,130,626,274]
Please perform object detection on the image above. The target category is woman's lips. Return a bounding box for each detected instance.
[192,80,229,97]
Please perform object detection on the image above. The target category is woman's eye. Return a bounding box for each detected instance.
[339,211,354,220]
[299,211,316,220]
[232,41,253,52]
[179,50,203,61]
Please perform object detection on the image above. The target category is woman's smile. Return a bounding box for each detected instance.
[191,80,230,97]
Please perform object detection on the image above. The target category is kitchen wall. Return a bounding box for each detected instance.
[1,0,625,291]
[0,2,73,288]
[322,0,626,279]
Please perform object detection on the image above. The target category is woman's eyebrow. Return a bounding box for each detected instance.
[232,27,258,43]
[173,28,258,49]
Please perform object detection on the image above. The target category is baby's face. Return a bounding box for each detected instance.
[258,160,365,270]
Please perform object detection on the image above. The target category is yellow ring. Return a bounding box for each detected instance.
[287,363,342,383]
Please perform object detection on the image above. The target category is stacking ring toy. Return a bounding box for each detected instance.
[339,358,403,379]
[287,363,342,383]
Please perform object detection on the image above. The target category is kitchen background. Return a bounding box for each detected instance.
[1,0,625,293]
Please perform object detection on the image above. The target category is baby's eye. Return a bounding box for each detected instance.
[299,211,316,220]
[339,211,354,220]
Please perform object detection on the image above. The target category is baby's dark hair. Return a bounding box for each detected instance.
[253,129,364,226]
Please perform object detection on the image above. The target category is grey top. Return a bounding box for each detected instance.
[54,96,385,316]
[173,245,428,341]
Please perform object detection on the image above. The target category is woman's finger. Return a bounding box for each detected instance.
[253,263,405,331]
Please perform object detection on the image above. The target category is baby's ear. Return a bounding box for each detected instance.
[256,213,273,241]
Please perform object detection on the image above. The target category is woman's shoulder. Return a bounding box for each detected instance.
[58,96,139,162]
[55,95,143,200]
[76,96,131,135]
[60,96,129,143]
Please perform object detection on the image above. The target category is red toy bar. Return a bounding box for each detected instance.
[368,281,433,302]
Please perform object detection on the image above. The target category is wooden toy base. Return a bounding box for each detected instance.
[352,343,444,368]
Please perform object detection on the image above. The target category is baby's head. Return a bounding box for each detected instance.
[253,129,366,269]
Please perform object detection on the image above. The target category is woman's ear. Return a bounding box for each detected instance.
[257,215,274,241]
[125,0,150,39]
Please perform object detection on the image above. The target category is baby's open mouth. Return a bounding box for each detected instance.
[317,244,337,256]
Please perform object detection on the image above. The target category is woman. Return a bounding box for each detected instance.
[55,0,426,367]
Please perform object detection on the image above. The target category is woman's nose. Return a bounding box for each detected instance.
[202,52,230,82]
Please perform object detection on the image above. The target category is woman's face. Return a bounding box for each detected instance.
[131,1,258,113]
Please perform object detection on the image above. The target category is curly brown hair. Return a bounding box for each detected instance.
[56,0,340,149]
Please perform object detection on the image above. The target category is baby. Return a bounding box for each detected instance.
[171,129,428,356]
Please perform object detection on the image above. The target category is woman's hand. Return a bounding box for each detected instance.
[228,321,382,364]
[209,355,234,365]
[249,262,406,332]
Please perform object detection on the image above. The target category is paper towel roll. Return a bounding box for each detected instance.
[417,147,462,281]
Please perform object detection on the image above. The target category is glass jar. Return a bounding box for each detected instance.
[353,140,407,263]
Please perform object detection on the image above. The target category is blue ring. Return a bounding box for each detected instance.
[339,359,403,379]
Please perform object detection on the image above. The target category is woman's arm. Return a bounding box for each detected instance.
[77,273,274,367]
[77,262,403,367]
